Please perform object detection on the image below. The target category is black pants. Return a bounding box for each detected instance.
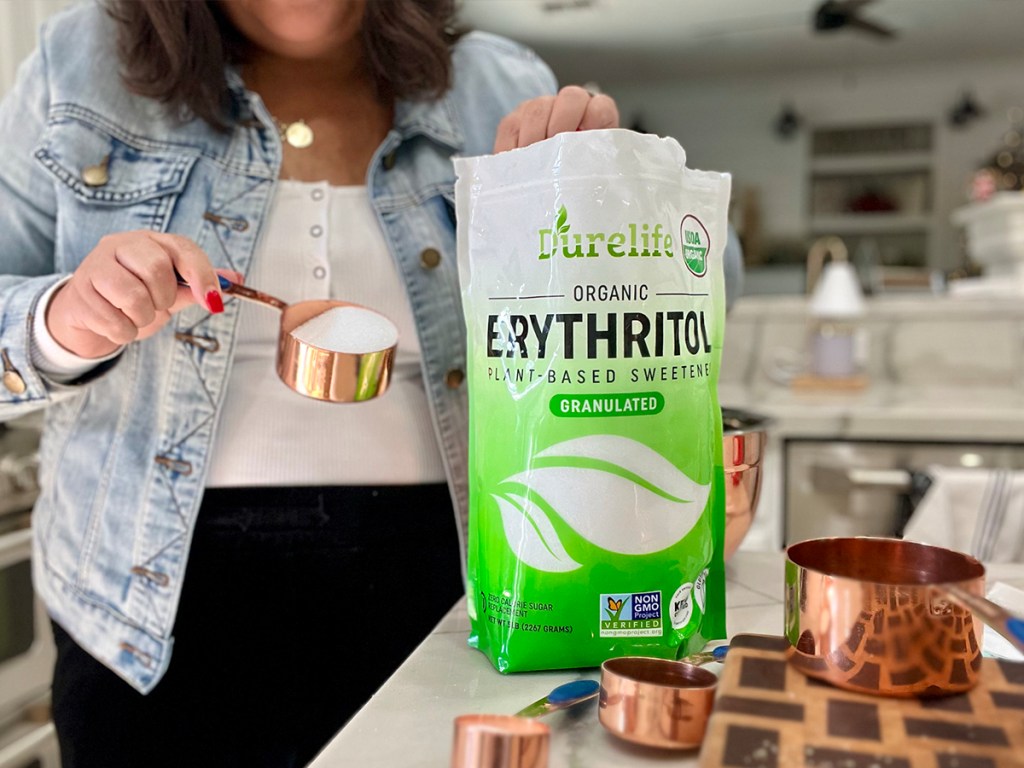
[50,485,463,768]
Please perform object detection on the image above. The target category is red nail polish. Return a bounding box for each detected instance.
[206,291,224,314]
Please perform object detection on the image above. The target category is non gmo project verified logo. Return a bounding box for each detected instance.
[599,591,663,638]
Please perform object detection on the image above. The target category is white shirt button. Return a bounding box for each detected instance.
[310,225,323,238]
[313,266,327,279]
[311,189,325,202]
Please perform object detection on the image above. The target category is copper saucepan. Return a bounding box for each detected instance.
[721,407,769,560]
[785,536,1024,697]
[196,275,397,402]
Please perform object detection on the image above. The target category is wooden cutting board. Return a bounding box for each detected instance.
[699,634,1024,768]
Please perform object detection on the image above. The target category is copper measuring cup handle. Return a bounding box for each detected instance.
[181,273,288,311]
[940,583,1024,654]
[219,277,288,311]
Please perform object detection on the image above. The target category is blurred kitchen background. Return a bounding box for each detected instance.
[2,0,1024,764]
[452,0,1024,558]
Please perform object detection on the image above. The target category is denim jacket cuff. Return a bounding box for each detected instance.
[31,275,125,381]
[0,274,119,408]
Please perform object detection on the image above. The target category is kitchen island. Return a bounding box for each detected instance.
[308,552,1024,767]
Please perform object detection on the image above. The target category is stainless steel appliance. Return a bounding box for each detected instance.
[784,438,1024,545]
[0,422,58,768]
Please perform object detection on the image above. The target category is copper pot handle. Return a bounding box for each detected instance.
[940,583,1024,654]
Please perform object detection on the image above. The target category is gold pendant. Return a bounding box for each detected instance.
[282,120,314,149]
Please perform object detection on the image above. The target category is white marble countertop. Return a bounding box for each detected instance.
[719,383,1024,443]
[719,293,1024,443]
[309,552,1024,768]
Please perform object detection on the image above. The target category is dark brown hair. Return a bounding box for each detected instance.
[103,0,460,129]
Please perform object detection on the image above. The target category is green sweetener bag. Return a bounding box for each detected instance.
[455,129,730,672]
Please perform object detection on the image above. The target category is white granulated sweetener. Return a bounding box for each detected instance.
[290,306,398,353]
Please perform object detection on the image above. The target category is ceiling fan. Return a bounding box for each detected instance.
[813,0,898,39]
[540,0,598,11]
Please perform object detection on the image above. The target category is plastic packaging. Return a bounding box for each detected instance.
[455,129,731,672]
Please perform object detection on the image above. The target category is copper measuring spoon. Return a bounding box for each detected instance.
[186,274,398,402]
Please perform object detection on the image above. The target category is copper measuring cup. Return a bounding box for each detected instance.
[451,714,550,768]
[598,648,725,749]
[449,680,599,768]
[785,536,1024,698]
[199,275,397,402]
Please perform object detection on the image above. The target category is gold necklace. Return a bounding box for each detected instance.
[276,119,314,149]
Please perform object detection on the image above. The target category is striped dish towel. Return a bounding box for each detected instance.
[903,467,1024,562]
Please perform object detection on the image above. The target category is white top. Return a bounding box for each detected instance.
[32,180,446,487]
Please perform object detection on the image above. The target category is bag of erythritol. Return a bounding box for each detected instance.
[454,129,731,673]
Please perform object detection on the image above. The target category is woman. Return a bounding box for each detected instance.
[0,1,618,765]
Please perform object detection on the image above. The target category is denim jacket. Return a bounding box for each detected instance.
[0,3,556,692]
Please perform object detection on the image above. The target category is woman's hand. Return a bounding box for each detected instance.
[493,85,619,153]
[46,231,241,359]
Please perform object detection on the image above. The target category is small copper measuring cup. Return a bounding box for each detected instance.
[451,714,550,768]
[599,656,719,749]
[203,275,397,402]
[785,537,1024,697]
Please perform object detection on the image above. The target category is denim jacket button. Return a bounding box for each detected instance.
[3,370,26,395]
[81,160,109,187]
[420,248,441,269]
[445,368,464,389]
[1,349,26,394]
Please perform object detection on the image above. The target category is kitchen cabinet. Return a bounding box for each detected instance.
[809,123,934,273]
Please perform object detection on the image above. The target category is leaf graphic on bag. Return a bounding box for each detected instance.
[555,205,569,234]
[492,491,583,573]
[501,435,710,558]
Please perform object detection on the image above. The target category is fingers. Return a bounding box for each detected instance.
[136,266,245,343]
[546,85,591,135]
[46,231,228,358]
[69,276,142,347]
[158,264,243,319]
[493,86,621,153]
[579,93,619,132]
[148,232,224,313]
[515,95,556,148]
[493,111,521,154]
[111,234,177,315]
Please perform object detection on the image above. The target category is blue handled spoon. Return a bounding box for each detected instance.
[514,679,600,719]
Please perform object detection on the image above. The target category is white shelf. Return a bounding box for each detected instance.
[809,213,931,235]
[810,152,933,175]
